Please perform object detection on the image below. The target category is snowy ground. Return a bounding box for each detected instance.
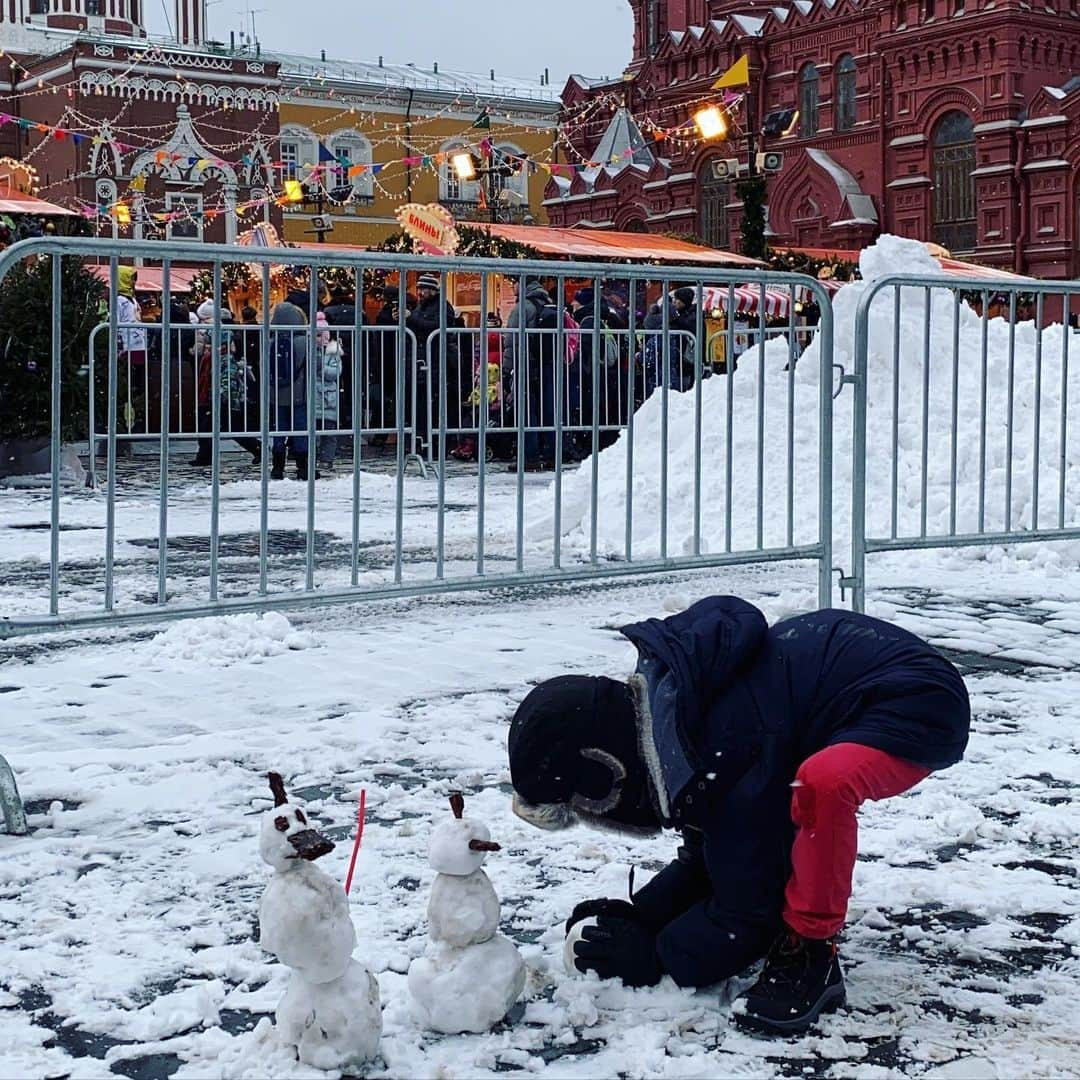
[2,453,1080,1080]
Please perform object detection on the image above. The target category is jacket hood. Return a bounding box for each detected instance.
[270,302,307,327]
[117,266,138,299]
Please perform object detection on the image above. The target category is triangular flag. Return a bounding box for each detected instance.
[318,142,336,163]
[713,55,750,90]
[473,110,490,130]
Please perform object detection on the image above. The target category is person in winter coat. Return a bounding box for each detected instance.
[452,312,509,462]
[323,287,363,430]
[406,273,461,455]
[572,287,624,452]
[268,302,314,481]
[314,310,342,471]
[191,299,261,467]
[371,286,415,445]
[508,596,970,1035]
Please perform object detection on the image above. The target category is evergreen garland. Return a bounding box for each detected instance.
[736,176,768,261]
[0,256,106,440]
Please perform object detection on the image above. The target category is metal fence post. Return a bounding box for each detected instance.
[849,284,870,614]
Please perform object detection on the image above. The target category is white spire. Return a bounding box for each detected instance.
[175,0,208,46]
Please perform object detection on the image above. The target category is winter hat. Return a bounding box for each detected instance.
[574,287,596,310]
[508,675,661,834]
[285,289,310,314]
[117,266,137,299]
[673,287,697,309]
[417,274,440,292]
[196,299,216,322]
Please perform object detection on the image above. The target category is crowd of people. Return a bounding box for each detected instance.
[112,268,742,476]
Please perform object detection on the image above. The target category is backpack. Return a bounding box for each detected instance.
[272,329,296,390]
[601,328,621,369]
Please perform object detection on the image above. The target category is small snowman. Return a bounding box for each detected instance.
[258,772,382,1071]
[408,792,526,1034]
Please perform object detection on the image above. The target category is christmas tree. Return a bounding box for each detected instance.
[0,255,105,441]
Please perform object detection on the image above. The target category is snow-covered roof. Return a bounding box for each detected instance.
[730,13,767,35]
[273,52,558,104]
[588,107,656,175]
[807,147,879,225]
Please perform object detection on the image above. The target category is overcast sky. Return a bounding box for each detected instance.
[146,1,634,86]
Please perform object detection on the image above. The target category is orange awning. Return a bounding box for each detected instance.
[0,194,76,216]
[88,265,199,293]
[482,225,763,267]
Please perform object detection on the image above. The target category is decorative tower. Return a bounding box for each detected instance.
[175,0,208,46]
[15,0,146,38]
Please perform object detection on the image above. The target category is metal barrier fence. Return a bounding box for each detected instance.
[848,273,1080,612]
[85,321,425,486]
[0,236,835,638]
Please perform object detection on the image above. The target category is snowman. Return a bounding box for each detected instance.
[408,792,526,1034]
[258,772,382,1070]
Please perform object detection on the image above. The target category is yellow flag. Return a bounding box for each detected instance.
[713,55,750,90]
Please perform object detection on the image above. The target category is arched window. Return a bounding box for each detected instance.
[932,111,976,254]
[835,55,857,130]
[799,63,819,137]
[489,142,529,202]
[278,125,318,182]
[699,161,730,249]
[440,141,480,204]
[327,130,374,201]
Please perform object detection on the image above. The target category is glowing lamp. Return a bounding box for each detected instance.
[694,106,727,141]
[451,151,478,181]
[283,179,304,203]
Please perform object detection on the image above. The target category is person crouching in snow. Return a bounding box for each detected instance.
[507,596,970,1035]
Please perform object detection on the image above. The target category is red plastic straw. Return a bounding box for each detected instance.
[344,788,366,896]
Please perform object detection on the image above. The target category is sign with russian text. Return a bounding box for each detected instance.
[396,202,460,256]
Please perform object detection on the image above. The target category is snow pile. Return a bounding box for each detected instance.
[145,611,315,666]
[537,235,1080,566]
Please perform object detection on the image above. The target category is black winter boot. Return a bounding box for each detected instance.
[270,451,286,480]
[736,930,845,1035]
[294,454,320,481]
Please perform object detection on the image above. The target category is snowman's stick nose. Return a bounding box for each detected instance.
[469,839,501,852]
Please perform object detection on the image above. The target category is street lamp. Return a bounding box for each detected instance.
[451,151,478,182]
[693,105,727,141]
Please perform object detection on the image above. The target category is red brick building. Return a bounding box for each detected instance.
[547,0,1080,278]
[0,1,282,245]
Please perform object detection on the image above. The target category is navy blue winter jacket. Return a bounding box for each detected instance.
[620,596,970,988]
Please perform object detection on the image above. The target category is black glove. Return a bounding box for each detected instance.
[565,898,641,936]
[571,915,663,988]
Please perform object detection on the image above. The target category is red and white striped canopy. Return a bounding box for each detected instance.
[700,284,799,317]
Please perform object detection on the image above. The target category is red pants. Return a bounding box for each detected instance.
[784,742,931,939]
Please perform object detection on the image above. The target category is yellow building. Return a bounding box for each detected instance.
[274,53,560,247]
